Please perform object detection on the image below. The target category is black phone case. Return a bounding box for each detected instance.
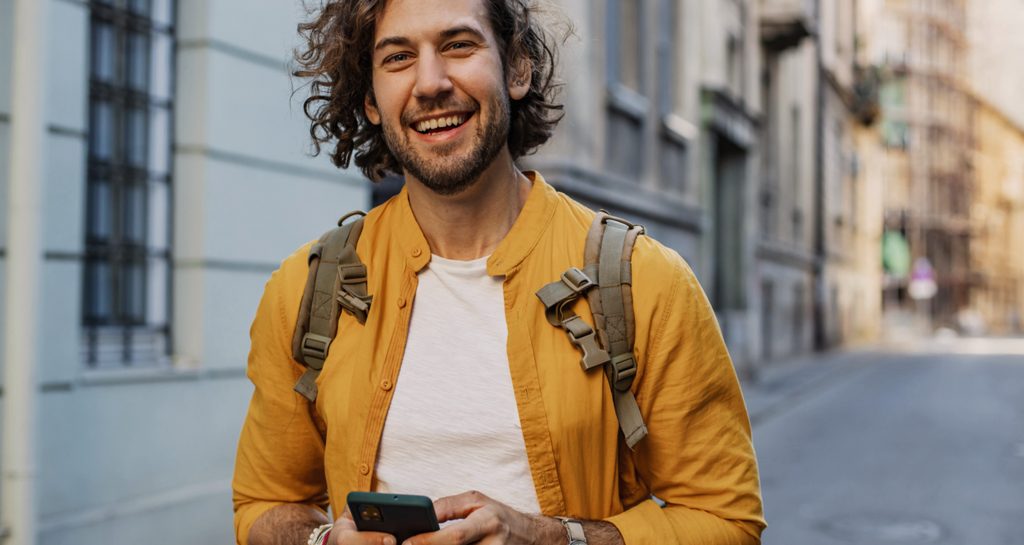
[347,491,440,542]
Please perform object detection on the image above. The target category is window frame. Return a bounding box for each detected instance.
[83,0,176,367]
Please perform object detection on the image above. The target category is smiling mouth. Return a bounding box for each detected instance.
[413,113,470,134]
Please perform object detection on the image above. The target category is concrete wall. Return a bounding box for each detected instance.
[0,0,369,542]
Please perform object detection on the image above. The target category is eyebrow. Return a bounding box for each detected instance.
[374,25,487,52]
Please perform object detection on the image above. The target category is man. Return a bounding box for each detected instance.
[233,0,765,544]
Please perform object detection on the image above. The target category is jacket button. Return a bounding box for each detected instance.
[397,297,407,308]
[380,379,392,391]
[359,463,370,475]
[411,247,422,257]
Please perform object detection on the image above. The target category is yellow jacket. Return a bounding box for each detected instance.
[232,172,765,545]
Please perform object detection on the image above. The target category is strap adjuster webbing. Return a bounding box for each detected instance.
[609,352,637,392]
[300,333,332,370]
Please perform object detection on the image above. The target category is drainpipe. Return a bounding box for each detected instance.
[2,0,49,543]
[811,0,827,350]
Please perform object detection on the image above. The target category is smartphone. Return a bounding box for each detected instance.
[347,491,440,542]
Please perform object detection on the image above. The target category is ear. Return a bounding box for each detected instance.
[364,92,381,125]
[507,56,532,101]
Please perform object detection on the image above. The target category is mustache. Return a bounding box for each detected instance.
[400,98,479,125]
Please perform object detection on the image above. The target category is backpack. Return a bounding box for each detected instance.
[290,210,649,449]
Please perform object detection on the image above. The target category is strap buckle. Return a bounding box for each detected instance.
[610,352,637,392]
[561,315,610,371]
[300,333,332,370]
[560,267,594,294]
[336,289,370,321]
[337,263,371,322]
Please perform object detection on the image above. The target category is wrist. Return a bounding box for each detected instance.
[555,517,588,545]
[532,515,568,545]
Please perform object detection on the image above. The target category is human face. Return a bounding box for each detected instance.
[364,0,531,196]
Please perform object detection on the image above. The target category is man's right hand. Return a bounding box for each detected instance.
[246,503,398,545]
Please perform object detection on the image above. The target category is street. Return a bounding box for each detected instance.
[746,341,1024,545]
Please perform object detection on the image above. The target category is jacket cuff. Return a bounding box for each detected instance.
[604,499,675,545]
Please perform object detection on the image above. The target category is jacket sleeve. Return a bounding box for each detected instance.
[606,252,766,545]
[232,261,329,545]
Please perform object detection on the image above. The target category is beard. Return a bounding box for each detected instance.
[381,92,511,196]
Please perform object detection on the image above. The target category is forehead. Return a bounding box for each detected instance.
[375,0,493,42]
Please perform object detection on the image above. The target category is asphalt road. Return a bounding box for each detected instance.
[748,341,1024,545]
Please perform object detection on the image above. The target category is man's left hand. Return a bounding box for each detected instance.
[405,490,563,545]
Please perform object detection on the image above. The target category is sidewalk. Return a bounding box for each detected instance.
[741,335,1024,426]
[740,347,880,427]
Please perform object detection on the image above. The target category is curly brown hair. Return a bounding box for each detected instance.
[293,0,566,181]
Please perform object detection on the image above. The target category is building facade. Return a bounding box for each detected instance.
[864,0,974,333]
[528,0,766,375]
[965,0,1024,335]
[970,99,1024,334]
[1,0,366,543]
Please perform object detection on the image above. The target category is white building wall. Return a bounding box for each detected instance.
[1,0,369,543]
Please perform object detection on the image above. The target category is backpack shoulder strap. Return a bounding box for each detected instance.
[585,212,647,449]
[535,211,648,449]
[291,211,372,402]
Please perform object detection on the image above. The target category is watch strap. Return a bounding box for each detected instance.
[556,517,587,545]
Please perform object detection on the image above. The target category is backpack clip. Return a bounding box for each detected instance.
[337,263,372,323]
[561,315,610,371]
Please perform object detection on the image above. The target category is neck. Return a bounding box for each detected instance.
[404,151,531,260]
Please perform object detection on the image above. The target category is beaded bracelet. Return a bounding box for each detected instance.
[307,523,333,545]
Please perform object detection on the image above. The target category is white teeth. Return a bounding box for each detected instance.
[416,114,465,133]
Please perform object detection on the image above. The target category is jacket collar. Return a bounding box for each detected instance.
[392,171,557,276]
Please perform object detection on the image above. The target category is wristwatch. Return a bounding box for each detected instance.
[557,517,587,545]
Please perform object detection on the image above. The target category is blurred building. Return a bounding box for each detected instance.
[970,99,1024,334]
[966,0,1024,334]
[531,0,766,374]
[756,0,818,361]
[863,0,975,332]
[535,0,882,372]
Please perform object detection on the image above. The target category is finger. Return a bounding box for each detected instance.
[432,490,491,523]
[331,525,398,545]
[404,518,489,545]
[334,505,357,529]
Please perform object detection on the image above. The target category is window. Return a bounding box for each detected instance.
[84,0,175,366]
[609,0,644,94]
[605,0,647,180]
[656,0,688,194]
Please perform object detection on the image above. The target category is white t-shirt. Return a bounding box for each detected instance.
[373,254,541,515]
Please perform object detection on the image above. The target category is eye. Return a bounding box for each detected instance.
[445,41,475,54]
[382,52,412,65]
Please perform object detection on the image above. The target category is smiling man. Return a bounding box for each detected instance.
[232,1,765,545]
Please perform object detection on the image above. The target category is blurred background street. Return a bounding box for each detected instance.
[747,340,1024,544]
[1,0,1023,544]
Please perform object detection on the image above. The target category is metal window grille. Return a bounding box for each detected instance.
[83,0,175,366]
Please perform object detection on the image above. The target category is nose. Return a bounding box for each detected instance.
[412,52,454,99]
